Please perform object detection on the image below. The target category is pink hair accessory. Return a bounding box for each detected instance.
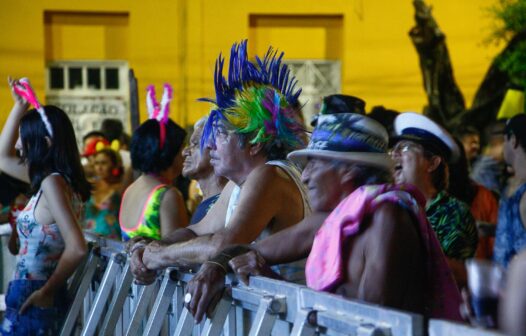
[12,78,53,137]
[146,83,173,148]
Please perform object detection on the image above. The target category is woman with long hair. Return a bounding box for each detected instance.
[0,77,90,335]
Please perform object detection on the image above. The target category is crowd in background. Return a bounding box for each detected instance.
[0,40,525,335]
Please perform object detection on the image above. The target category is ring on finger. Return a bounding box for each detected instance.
[184,292,192,304]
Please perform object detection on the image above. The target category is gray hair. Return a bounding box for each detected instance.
[194,116,208,130]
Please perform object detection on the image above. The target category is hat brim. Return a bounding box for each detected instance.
[394,112,460,162]
[288,149,394,171]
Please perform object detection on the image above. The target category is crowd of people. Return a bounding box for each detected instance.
[0,39,525,335]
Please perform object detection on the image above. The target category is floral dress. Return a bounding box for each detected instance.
[1,177,83,335]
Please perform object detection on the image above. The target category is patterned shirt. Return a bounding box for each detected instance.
[426,191,478,260]
[84,191,121,239]
[494,183,526,268]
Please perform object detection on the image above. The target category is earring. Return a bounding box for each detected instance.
[112,168,121,177]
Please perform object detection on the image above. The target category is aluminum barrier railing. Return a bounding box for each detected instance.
[59,233,502,336]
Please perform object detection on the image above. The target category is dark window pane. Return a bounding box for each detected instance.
[87,68,101,89]
[49,67,64,89]
[105,68,119,89]
[68,67,83,89]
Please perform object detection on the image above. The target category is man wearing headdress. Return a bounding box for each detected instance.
[185,110,462,323]
[128,40,310,284]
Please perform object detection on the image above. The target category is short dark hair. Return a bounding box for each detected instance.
[448,137,477,204]
[101,119,124,142]
[505,114,526,150]
[368,106,399,137]
[130,119,186,174]
[82,130,106,143]
[454,125,479,139]
[20,106,91,201]
[423,151,449,191]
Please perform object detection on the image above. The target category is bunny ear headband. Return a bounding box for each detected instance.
[12,78,53,137]
[146,84,173,149]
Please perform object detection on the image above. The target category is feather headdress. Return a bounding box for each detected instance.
[200,40,305,153]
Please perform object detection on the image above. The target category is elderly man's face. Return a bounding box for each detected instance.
[182,123,213,179]
[301,158,346,212]
[390,140,431,185]
[207,121,247,179]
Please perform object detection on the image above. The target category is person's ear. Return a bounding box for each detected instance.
[249,142,264,156]
[427,155,442,173]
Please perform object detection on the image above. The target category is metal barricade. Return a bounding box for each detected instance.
[60,234,506,336]
[428,320,505,336]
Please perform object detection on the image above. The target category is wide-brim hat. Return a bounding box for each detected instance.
[288,113,393,171]
[392,112,460,162]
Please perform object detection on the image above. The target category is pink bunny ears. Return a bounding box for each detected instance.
[146,84,173,149]
[12,78,53,137]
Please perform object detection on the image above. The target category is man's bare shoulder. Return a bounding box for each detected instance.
[366,202,418,240]
[246,163,292,187]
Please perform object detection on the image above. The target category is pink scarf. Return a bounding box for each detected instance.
[306,183,462,321]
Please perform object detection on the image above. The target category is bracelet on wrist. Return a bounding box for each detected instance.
[204,261,228,274]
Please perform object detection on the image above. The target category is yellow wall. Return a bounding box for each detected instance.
[0,0,502,129]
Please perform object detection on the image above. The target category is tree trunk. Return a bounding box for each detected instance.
[409,0,465,129]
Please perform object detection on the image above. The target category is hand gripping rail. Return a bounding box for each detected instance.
[62,233,506,336]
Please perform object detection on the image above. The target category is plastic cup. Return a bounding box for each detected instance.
[465,259,504,328]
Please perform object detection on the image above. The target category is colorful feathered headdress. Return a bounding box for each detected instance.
[146,83,173,149]
[200,40,305,153]
[12,78,53,137]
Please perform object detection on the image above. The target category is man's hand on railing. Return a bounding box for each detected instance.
[229,250,277,285]
[185,262,227,323]
[142,240,169,270]
[125,236,153,254]
[130,247,157,285]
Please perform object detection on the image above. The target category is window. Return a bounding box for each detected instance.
[49,67,64,89]
[105,68,119,89]
[45,61,130,149]
[68,67,83,89]
[46,61,127,93]
[87,68,101,89]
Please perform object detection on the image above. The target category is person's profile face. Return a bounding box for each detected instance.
[182,124,210,179]
[301,158,344,212]
[461,134,480,161]
[207,121,244,179]
[390,140,428,185]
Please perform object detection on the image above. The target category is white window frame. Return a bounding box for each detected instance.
[46,60,129,98]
